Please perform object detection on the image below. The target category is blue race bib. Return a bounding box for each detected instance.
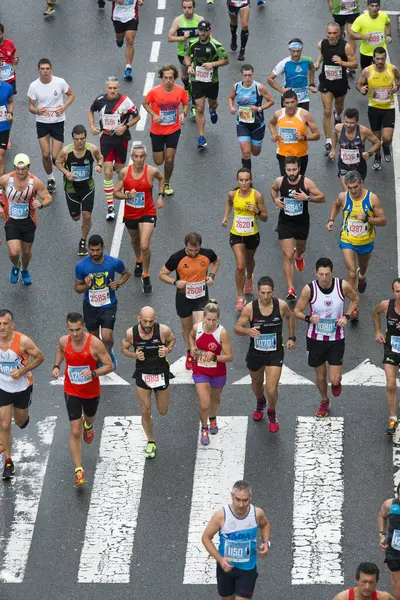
[0,360,19,375]
[284,198,303,216]
[126,191,145,208]
[9,202,29,219]
[279,127,297,144]
[391,336,400,354]
[71,165,90,181]
[316,318,336,334]
[254,333,277,352]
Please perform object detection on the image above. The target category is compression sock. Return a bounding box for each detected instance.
[104,179,114,208]
[230,24,237,42]
[242,157,251,170]
[240,29,249,51]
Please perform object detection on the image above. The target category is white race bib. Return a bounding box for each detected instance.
[126,191,145,208]
[235,215,254,233]
[347,219,368,237]
[225,540,250,563]
[391,336,400,354]
[341,148,360,165]
[68,365,91,385]
[195,65,213,83]
[88,287,111,307]
[0,63,13,81]
[324,65,343,81]
[197,351,217,368]
[279,127,297,144]
[185,281,206,300]
[0,105,7,122]
[142,373,165,388]
[340,0,356,12]
[372,87,391,102]
[316,318,336,334]
[9,202,29,219]
[0,360,19,375]
[254,333,277,352]
[71,165,90,181]
[392,529,400,551]
[284,198,303,216]
[102,113,120,130]
[292,87,309,103]
[42,108,58,122]
[368,31,384,46]
[160,109,177,125]
[238,106,255,123]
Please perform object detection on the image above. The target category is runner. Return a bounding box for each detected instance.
[52,312,113,486]
[226,0,250,62]
[356,47,399,171]
[111,0,144,81]
[0,153,52,285]
[328,0,360,68]
[74,234,131,369]
[167,0,203,119]
[114,143,165,294]
[267,39,317,111]
[294,257,359,418]
[234,276,296,432]
[55,125,104,257]
[379,486,400,600]
[314,22,357,157]
[270,156,325,301]
[228,64,274,169]
[189,299,232,446]
[143,64,188,196]
[0,309,44,480]
[121,305,175,459]
[88,76,140,220]
[202,479,270,600]
[44,0,57,16]
[328,107,381,190]
[373,278,400,435]
[27,58,75,194]
[268,89,320,176]
[0,77,13,181]
[0,23,18,149]
[350,0,391,70]
[333,563,394,600]
[327,170,386,320]
[184,20,229,149]
[158,232,220,370]
[221,167,268,311]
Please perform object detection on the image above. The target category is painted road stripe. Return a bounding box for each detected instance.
[292,416,344,585]
[150,41,161,62]
[50,372,130,386]
[158,0,166,8]
[387,50,400,273]
[154,16,164,34]
[233,365,312,385]
[136,72,156,132]
[0,417,57,583]
[78,416,147,583]
[183,417,248,584]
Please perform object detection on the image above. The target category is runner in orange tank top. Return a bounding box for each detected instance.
[52,312,113,487]
[114,143,165,294]
[333,562,394,600]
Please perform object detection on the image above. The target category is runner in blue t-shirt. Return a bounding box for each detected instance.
[0,80,14,179]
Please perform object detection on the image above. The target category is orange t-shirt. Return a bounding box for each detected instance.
[277,108,308,157]
[145,84,189,135]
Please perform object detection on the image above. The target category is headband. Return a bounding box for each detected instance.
[288,42,303,50]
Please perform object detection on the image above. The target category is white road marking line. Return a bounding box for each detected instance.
[49,372,130,386]
[393,428,400,494]
[0,417,57,583]
[233,365,312,385]
[154,16,164,34]
[291,417,344,585]
[150,41,161,63]
[388,51,400,274]
[170,356,195,384]
[183,417,248,584]
[158,0,166,8]
[78,416,147,583]
[136,72,156,132]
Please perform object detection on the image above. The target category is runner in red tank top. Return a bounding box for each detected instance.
[114,143,165,294]
[52,312,113,487]
[333,562,393,600]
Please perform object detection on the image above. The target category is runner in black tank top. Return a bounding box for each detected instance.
[338,124,366,178]
[133,322,171,383]
[379,488,400,580]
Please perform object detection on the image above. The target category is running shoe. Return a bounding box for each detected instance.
[74,468,87,487]
[134,260,143,277]
[124,67,133,81]
[372,155,382,171]
[109,349,117,370]
[2,459,15,480]
[294,251,305,272]
[116,39,124,48]
[106,205,115,220]
[286,287,297,300]
[209,108,218,124]
[209,418,218,434]
[383,145,392,163]
[185,350,193,370]
[267,409,279,433]
[197,136,207,149]
[44,3,55,16]
[350,308,359,322]
[142,275,152,294]
[21,269,32,285]
[253,396,266,421]
[257,0,265,5]
[235,296,246,312]
[190,106,197,120]
[82,418,95,444]
[244,276,253,294]
[316,399,331,418]
[230,38,238,52]
[10,265,20,284]
[331,382,342,397]
[98,0,106,6]
[200,428,210,446]
[164,183,174,196]
[78,240,88,257]
[238,50,245,61]
[357,268,367,293]
[333,110,342,124]
[207,0,214,4]
[47,179,56,194]
[324,142,332,157]
[386,417,398,436]
[144,441,156,459]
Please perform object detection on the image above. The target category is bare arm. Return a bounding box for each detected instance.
[63,87,75,111]
[268,112,278,137]
[293,285,312,321]
[160,324,175,354]
[19,336,44,375]
[378,499,392,550]
[201,511,225,565]
[305,112,320,141]
[121,328,136,359]
[362,126,382,158]
[75,278,90,294]
[221,191,234,225]
[373,300,388,342]
[159,265,176,286]
[266,71,286,95]
[356,67,369,94]
[217,328,233,363]
[304,177,325,203]
[113,167,129,199]
[34,177,52,207]
[228,84,236,113]
[340,43,358,70]
[91,337,114,377]
[279,300,295,344]
[167,16,183,43]
[28,97,38,115]
[369,193,387,227]
[327,193,345,229]
[342,280,359,314]
[258,84,274,111]
[234,303,252,336]
[255,191,268,222]
[55,146,69,176]
[52,337,66,379]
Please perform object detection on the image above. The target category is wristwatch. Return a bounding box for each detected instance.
[91,370,97,378]
[344,314,352,321]
[305,315,311,323]
[159,192,165,197]
[288,336,297,342]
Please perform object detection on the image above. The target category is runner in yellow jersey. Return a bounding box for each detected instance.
[350,0,391,70]
[357,47,400,170]
[221,168,267,312]
[327,170,386,321]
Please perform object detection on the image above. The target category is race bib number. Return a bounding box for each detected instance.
[71,165,90,181]
[0,105,7,122]
[102,113,120,130]
[238,106,255,123]
[368,31,384,46]
[197,351,217,368]
[279,127,297,144]
[254,333,277,352]
[185,281,206,300]
[341,148,360,165]
[142,373,165,388]
[0,63,13,81]
[372,87,391,101]
[123,0,134,4]
[225,540,250,563]
[9,202,29,219]
[316,318,336,334]
[88,287,111,307]
[235,215,254,233]
[126,191,145,208]
[292,87,309,103]
[42,108,58,122]
[284,198,303,216]
[195,65,213,83]
[348,219,368,237]
[0,360,19,375]
[391,336,400,354]
[392,529,400,551]
[160,109,177,125]
[340,0,356,12]
[324,65,343,81]
[68,365,91,385]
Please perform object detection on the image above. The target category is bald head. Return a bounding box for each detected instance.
[140,306,155,319]
[138,306,156,333]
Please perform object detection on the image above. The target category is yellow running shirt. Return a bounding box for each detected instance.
[340,189,375,246]
[367,63,395,109]
[230,188,259,236]
[351,11,390,57]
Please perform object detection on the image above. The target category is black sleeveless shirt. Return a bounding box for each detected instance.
[132,323,169,375]
[248,298,283,355]
[279,174,310,226]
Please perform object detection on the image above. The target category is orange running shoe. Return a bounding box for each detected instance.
[74,468,87,487]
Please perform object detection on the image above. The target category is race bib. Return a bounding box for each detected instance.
[195,65,213,83]
[9,202,29,219]
[347,219,368,237]
[160,109,177,125]
[185,281,206,300]
[42,108,58,122]
[391,336,400,354]
[279,127,297,144]
[372,87,391,101]
[231,0,248,5]
[284,198,303,216]
[71,165,90,181]
[0,63,13,81]
[292,87,309,103]
[122,0,134,4]
[254,333,277,352]
[238,106,255,123]
[126,191,145,208]
[225,540,250,563]
[392,529,400,551]
[68,365,91,385]
[88,287,111,307]
[341,148,360,165]
[197,351,217,368]
[0,105,7,122]
[0,360,19,375]
[368,31,384,46]
[316,318,336,334]
[235,215,254,233]
[142,373,165,388]
[340,0,356,12]
[324,65,343,81]
[102,113,120,130]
